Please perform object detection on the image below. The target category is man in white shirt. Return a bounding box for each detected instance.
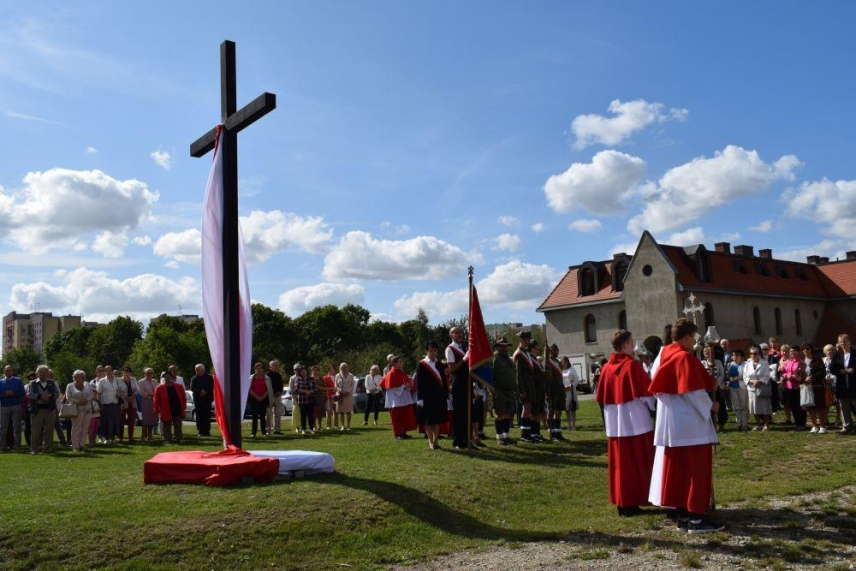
[168,365,185,388]
[446,327,469,450]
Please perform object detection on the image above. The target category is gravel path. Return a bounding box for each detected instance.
[400,486,856,570]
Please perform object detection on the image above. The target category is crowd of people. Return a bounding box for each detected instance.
[0,363,216,454]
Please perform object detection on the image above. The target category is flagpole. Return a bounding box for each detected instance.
[467,265,474,450]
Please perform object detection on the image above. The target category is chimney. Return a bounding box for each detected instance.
[612,252,627,260]
[733,245,754,257]
[714,242,731,254]
[819,256,830,265]
[759,248,773,259]
[806,255,821,265]
[847,251,856,261]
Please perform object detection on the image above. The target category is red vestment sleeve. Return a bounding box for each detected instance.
[648,344,714,395]
[597,352,653,405]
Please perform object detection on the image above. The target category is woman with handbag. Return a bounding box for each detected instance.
[780,346,807,430]
[800,343,828,434]
[743,346,772,431]
[64,370,92,452]
[334,363,355,430]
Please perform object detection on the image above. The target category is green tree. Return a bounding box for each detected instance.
[1,346,41,377]
[252,303,297,365]
[86,316,143,366]
[44,326,94,363]
[128,317,208,377]
[294,304,372,364]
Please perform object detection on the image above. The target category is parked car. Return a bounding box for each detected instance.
[184,391,215,421]
[353,376,385,414]
[281,387,294,415]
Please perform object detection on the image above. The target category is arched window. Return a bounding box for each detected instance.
[618,310,627,331]
[774,308,783,335]
[795,309,802,337]
[580,268,596,296]
[584,314,596,343]
[703,302,715,328]
[753,307,762,335]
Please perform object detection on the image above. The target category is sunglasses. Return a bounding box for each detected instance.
[750,352,760,356]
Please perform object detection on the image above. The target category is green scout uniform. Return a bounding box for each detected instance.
[492,350,517,416]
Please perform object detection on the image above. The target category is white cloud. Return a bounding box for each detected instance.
[720,231,741,242]
[153,210,334,265]
[153,229,201,264]
[782,178,856,239]
[609,240,639,256]
[665,226,705,246]
[569,219,602,233]
[240,210,333,261]
[150,149,171,170]
[749,220,773,233]
[277,283,365,316]
[380,221,411,235]
[492,233,520,252]
[627,146,801,235]
[571,99,688,150]
[132,235,152,246]
[498,215,519,227]
[9,267,199,323]
[369,312,398,324]
[531,223,545,233]
[85,146,98,154]
[544,150,647,215]
[164,260,179,269]
[323,231,476,281]
[5,109,69,127]
[91,231,128,258]
[775,239,842,263]
[0,168,157,255]
[393,260,558,320]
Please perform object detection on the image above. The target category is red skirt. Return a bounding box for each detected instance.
[659,444,713,514]
[389,406,416,436]
[607,432,655,507]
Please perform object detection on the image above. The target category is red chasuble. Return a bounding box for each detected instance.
[379,369,416,436]
[596,353,652,405]
[648,343,715,395]
[596,352,655,508]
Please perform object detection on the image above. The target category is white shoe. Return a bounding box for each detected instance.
[818,427,827,434]
[809,427,818,434]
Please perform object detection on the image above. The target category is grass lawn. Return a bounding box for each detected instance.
[0,401,854,570]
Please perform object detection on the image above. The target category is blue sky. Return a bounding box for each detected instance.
[1,2,855,327]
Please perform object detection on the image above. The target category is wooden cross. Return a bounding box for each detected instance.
[190,40,276,448]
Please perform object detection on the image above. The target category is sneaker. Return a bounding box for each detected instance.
[676,518,689,531]
[809,427,819,434]
[687,518,725,534]
[818,427,827,434]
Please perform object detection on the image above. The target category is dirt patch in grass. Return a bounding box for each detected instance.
[400,486,856,570]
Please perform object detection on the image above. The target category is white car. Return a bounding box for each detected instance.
[281,387,294,415]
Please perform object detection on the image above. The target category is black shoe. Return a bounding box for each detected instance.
[554,432,566,441]
[677,518,689,531]
[477,432,487,440]
[400,434,413,439]
[453,445,467,451]
[618,506,643,517]
[687,518,725,534]
[519,434,535,442]
[395,436,407,441]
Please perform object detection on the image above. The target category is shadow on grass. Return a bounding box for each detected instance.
[326,472,561,543]
[561,505,855,567]
[440,439,606,469]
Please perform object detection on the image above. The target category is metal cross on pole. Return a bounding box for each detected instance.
[682,292,705,324]
[190,40,276,448]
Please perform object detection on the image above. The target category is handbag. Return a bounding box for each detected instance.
[59,403,78,418]
[825,387,835,407]
[799,384,815,408]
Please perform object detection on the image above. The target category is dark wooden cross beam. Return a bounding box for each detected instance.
[190,40,276,448]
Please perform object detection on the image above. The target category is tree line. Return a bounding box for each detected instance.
[0,304,486,389]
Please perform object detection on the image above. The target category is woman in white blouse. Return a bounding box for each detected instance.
[65,370,93,452]
[743,346,772,431]
[334,363,355,430]
[561,357,579,431]
[363,365,383,426]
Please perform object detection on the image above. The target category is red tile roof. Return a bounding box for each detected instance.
[538,262,621,311]
[662,247,833,298]
[539,237,856,312]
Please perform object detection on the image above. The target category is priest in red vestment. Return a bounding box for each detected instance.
[379,356,416,440]
[596,329,656,517]
[648,318,724,533]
